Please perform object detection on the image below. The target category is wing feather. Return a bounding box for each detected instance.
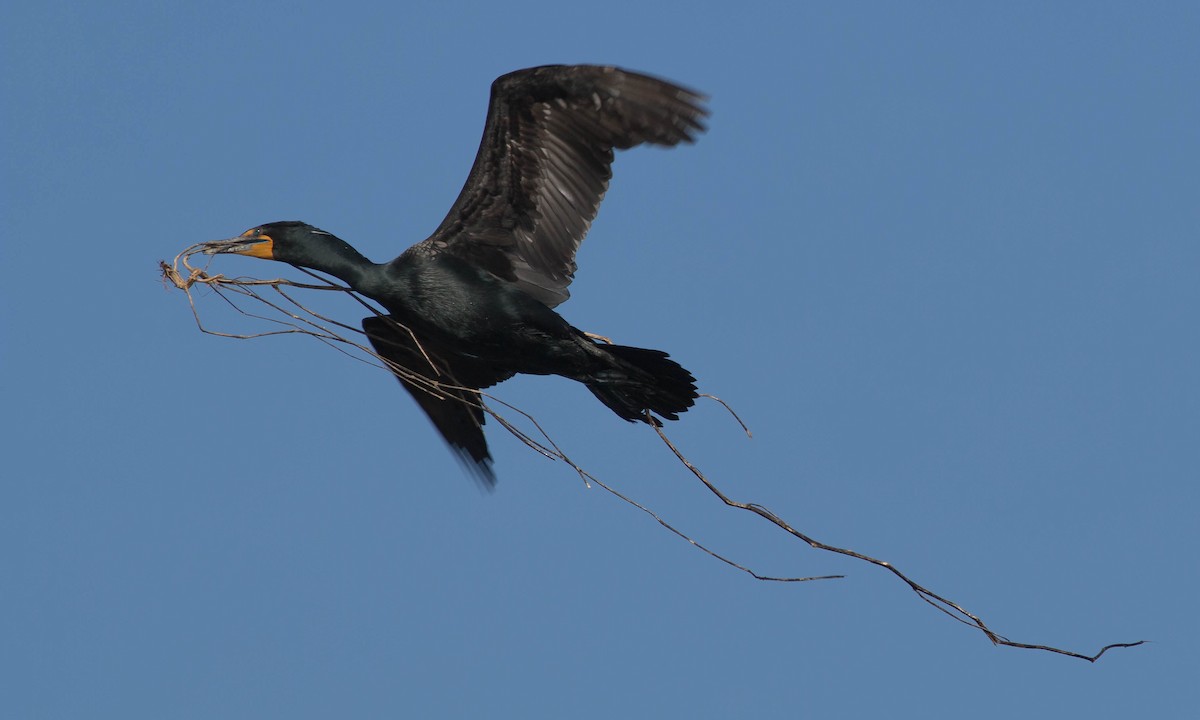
[416,65,708,308]
[362,315,515,488]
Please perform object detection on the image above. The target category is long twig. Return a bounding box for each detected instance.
[647,420,1144,662]
[161,246,1145,662]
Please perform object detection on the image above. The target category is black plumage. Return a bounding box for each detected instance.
[203,65,708,485]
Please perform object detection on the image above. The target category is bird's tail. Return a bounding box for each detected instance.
[586,345,698,425]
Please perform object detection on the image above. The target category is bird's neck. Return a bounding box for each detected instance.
[299,244,389,298]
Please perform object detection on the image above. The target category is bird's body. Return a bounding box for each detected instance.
[204,65,708,484]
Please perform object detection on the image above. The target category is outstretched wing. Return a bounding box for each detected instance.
[417,65,708,308]
[362,315,514,487]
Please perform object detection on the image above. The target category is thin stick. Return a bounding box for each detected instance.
[648,418,1145,662]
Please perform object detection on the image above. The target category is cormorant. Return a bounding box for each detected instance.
[202,65,708,485]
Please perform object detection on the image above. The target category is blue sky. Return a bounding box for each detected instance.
[4,1,1198,717]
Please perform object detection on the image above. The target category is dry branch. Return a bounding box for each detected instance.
[162,244,1145,663]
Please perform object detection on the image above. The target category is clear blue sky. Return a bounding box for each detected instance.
[4,1,1198,717]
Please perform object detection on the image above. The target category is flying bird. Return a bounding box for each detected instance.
[203,65,708,485]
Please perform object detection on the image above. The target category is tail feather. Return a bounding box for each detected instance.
[586,344,698,424]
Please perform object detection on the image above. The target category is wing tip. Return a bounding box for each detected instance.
[453,446,498,490]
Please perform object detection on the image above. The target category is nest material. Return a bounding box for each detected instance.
[161,243,1143,662]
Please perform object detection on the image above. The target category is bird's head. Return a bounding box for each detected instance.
[202,221,364,272]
